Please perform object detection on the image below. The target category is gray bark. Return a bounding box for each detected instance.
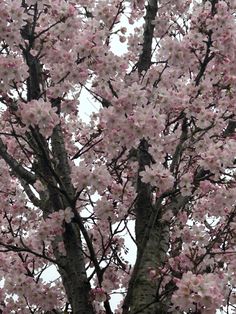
[123,138,171,314]
[18,18,95,313]
[122,1,170,313]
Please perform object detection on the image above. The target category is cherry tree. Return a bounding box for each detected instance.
[0,0,236,313]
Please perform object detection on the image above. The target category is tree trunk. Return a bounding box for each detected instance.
[123,139,171,314]
[55,223,94,314]
[130,221,170,314]
[21,21,95,312]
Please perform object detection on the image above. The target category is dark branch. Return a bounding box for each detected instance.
[0,137,36,185]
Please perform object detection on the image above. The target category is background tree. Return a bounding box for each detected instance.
[0,0,236,313]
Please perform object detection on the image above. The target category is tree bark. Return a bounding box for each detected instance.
[19,18,95,313]
[55,223,94,314]
[123,2,173,312]
[123,138,170,314]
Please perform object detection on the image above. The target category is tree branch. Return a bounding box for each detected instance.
[137,0,158,73]
[0,137,36,185]
[20,178,41,207]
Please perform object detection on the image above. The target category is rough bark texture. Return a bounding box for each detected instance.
[131,220,170,314]
[51,123,94,314]
[56,223,94,314]
[137,0,158,74]
[18,20,95,314]
[123,2,172,313]
[125,141,170,314]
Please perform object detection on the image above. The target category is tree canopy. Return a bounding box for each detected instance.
[0,0,236,313]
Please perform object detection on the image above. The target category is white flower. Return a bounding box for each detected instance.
[64,207,74,223]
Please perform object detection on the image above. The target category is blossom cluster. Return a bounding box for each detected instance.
[19,99,59,137]
[172,272,225,314]
[1,0,236,313]
[0,56,28,92]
